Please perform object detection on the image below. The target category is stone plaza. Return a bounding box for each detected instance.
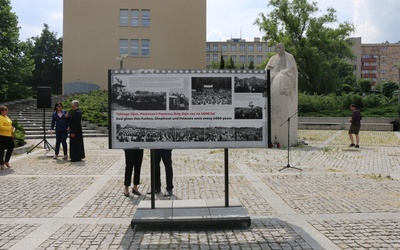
[1,129,400,249]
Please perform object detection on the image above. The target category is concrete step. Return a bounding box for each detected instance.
[24,133,108,139]
[25,129,103,135]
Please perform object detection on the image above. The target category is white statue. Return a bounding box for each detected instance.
[266,43,298,147]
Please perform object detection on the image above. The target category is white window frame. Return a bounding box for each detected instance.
[141,9,150,27]
[141,39,150,57]
[130,9,140,27]
[120,9,129,26]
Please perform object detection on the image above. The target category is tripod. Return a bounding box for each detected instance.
[27,107,54,154]
[279,109,302,171]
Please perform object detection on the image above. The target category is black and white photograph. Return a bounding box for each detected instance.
[234,101,263,119]
[145,127,175,142]
[175,127,205,142]
[169,89,190,110]
[234,76,266,93]
[113,89,167,110]
[116,124,146,142]
[235,126,263,141]
[204,126,235,142]
[191,77,232,105]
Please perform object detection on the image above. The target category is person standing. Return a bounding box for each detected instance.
[152,149,174,196]
[68,100,85,162]
[0,106,14,169]
[123,149,143,197]
[51,102,69,160]
[349,104,361,148]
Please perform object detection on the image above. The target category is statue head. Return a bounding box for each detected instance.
[275,43,285,56]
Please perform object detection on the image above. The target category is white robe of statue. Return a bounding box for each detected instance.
[266,44,298,147]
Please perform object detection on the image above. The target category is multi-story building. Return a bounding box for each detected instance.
[63,0,206,93]
[360,42,400,84]
[206,37,273,69]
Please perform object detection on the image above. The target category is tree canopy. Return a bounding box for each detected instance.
[26,24,63,94]
[0,0,34,101]
[255,0,356,95]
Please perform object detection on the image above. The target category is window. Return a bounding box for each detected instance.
[223,55,228,61]
[231,44,236,52]
[119,39,128,55]
[257,44,263,52]
[206,54,210,62]
[130,10,139,26]
[248,55,254,62]
[240,44,245,52]
[120,9,129,26]
[212,54,218,62]
[130,39,139,56]
[266,47,272,52]
[257,55,263,63]
[222,45,228,52]
[231,55,236,62]
[141,39,150,56]
[248,44,254,52]
[239,55,246,63]
[213,44,218,51]
[381,70,387,74]
[206,44,210,52]
[142,10,150,27]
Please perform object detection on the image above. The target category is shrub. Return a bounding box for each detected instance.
[12,120,26,147]
[63,89,108,127]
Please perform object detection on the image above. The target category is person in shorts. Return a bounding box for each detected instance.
[348,104,361,148]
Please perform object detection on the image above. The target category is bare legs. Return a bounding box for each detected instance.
[349,133,360,146]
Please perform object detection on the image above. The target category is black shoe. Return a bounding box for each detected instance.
[355,145,359,148]
[70,159,81,162]
[164,190,173,197]
[146,190,160,195]
[132,188,142,196]
[349,143,355,147]
[124,191,129,197]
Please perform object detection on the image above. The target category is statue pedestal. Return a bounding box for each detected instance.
[270,95,298,148]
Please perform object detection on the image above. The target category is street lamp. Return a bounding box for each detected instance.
[115,54,128,69]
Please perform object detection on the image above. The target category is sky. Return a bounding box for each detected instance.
[9,0,400,44]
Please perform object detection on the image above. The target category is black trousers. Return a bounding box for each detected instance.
[154,149,173,191]
[54,130,68,155]
[124,149,143,186]
[0,135,14,165]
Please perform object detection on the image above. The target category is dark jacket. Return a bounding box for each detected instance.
[51,110,69,131]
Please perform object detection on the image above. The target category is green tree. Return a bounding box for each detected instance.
[357,78,372,95]
[381,81,398,98]
[219,55,225,69]
[226,56,236,69]
[26,24,63,94]
[248,60,255,69]
[255,0,355,94]
[0,0,34,102]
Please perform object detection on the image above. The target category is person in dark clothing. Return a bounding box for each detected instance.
[51,102,69,160]
[151,149,174,196]
[348,104,361,148]
[68,100,85,162]
[123,149,143,197]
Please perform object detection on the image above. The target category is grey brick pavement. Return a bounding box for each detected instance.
[1,130,400,249]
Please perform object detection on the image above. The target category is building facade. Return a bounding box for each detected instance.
[206,38,273,69]
[360,42,400,85]
[63,0,206,93]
